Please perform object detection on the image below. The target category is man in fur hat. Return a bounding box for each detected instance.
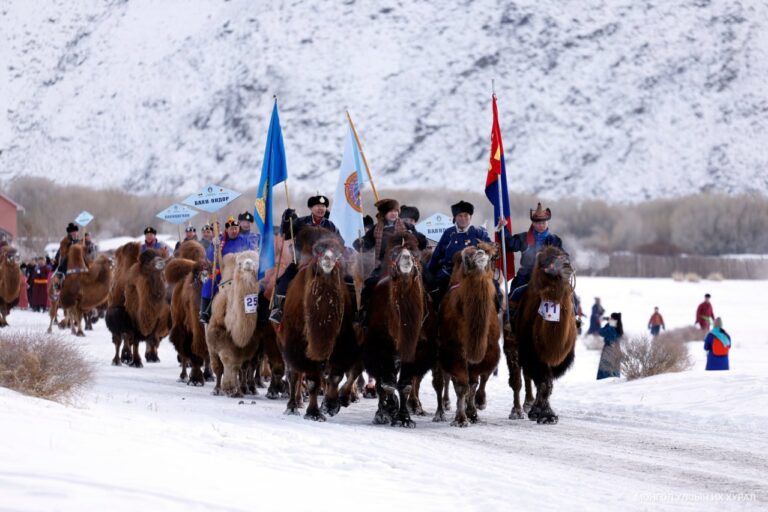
[268,194,341,324]
[140,226,171,256]
[498,202,564,309]
[427,200,492,303]
[238,210,262,250]
[52,222,81,285]
[399,204,428,250]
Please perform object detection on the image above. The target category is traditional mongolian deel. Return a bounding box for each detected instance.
[156,204,199,225]
[182,185,241,213]
[74,210,94,227]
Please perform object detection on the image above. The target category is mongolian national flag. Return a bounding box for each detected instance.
[485,94,515,279]
[329,125,369,248]
[254,100,288,280]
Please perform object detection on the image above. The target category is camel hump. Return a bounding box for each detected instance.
[176,240,206,261]
[164,258,198,285]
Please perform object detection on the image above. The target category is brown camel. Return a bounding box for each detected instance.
[0,247,21,327]
[277,227,358,421]
[105,242,141,364]
[504,245,576,424]
[165,241,212,385]
[205,250,263,397]
[57,245,112,337]
[106,248,169,368]
[361,232,432,427]
[436,242,501,427]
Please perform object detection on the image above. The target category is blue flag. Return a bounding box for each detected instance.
[254,101,288,279]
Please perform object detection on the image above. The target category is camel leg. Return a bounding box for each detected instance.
[533,374,558,424]
[466,374,480,424]
[145,338,160,363]
[111,334,122,366]
[475,373,490,411]
[451,368,470,428]
[74,310,85,337]
[392,364,415,428]
[339,361,363,407]
[203,356,215,382]
[321,374,342,417]
[178,357,190,382]
[46,301,58,334]
[210,353,224,395]
[509,360,524,419]
[120,338,132,364]
[220,350,242,398]
[129,336,143,368]
[284,370,302,414]
[304,374,326,422]
[407,375,426,416]
[432,366,447,422]
[523,370,535,413]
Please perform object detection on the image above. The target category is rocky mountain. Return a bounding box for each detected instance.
[1,0,766,201]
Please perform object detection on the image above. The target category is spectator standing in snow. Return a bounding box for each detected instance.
[695,293,714,330]
[573,293,586,335]
[588,297,605,335]
[647,306,666,337]
[597,312,623,380]
[704,317,730,371]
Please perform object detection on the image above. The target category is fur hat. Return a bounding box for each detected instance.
[307,195,329,208]
[238,211,254,223]
[400,205,420,222]
[705,293,711,299]
[143,226,157,235]
[185,226,196,233]
[530,202,552,222]
[375,198,400,219]
[450,200,474,217]
[66,222,79,233]
[224,216,239,229]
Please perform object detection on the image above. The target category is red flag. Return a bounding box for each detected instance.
[485,95,514,279]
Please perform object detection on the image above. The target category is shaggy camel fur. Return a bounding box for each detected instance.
[165,243,212,385]
[105,242,141,364]
[436,242,501,427]
[278,227,359,421]
[57,245,112,336]
[0,247,21,327]
[505,245,576,424]
[106,248,169,367]
[362,232,430,427]
[205,250,263,397]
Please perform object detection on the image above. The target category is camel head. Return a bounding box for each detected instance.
[536,246,574,283]
[384,232,420,278]
[234,250,260,280]
[461,242,497,275]
[2,248,20,266]
[312,239,343,276]
[139,249,166,274]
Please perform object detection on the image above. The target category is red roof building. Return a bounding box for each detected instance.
[0,192,25,242]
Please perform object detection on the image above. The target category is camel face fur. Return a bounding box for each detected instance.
[5,250,20,265]
[318,248,338,275]
[395,248,415,275]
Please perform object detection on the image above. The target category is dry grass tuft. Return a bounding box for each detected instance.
[672,272,685,282]
[618,334,693,381]
[706,272,724,281]
[685,272,701,282]
[0,330,95,404]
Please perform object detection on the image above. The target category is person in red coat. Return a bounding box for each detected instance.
[695,293,714,330]
[30,257,51,312]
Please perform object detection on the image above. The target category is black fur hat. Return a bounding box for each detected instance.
[307,195,329,208]
[400,205,420,222]
[143,226,157,235]
[238,211,254,223]
[450,200,474,217]
[66,222,79,233]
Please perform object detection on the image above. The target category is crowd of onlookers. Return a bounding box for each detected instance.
[17,256,55,312]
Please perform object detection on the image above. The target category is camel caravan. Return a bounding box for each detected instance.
[2,197,580,427]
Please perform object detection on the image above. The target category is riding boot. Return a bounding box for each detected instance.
[199,297,212,324]
[269,295,285,325]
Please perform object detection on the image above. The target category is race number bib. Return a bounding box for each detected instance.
[538,301,560,322]
[243,294,259,314]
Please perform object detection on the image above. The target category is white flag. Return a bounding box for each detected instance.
[330,126,369,248]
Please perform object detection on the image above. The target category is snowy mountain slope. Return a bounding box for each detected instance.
[1,277,767,510]
[1,0,767,201]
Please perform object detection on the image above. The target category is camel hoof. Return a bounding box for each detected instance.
[265,389,280,400]
[451,418,470,428]
[373,410,391,425]
[509,408,525,420]
[284,407,301,416]
[468,413,480,424]
[523,400,534,414]
[304,410,327,422]
[187,379,204,387]
[227,390,243,399]
[211,388,223,396]
[537,410,559,424]
[432,411,446,422]
[392,416,416,428]
[321,398,340,417]
[129,361,144,369]
[46,327,52,334]
[111,358,121,366]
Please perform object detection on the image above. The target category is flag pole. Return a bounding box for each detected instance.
[346,110,379,202]
[493,91,511,327]
[283,181,297,264]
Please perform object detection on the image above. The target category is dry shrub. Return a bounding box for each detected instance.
[672,272,685,282]
[582,334,604,350]
[656,325,705,345]
[619,334,693,381]
[0,330,95,403]
[685,272,701,282]
[707,272,724,281]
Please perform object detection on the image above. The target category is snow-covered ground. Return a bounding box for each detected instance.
[1,277,767,511]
